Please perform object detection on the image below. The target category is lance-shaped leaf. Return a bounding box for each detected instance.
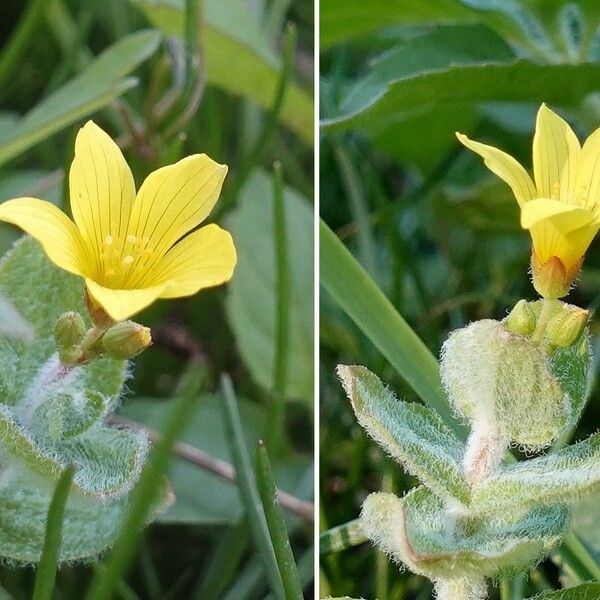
[473,433,600,514]
[337,365,470,504]
[360,487,568,581]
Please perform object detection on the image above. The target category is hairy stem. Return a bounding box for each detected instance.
[435,577,487,600]
[463,420,508,487]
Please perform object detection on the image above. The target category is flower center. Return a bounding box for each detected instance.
[98,232,153,288]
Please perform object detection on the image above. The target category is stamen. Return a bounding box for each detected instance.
[104,235,113,246]
[123,255,134,266]
[126,235,137,244]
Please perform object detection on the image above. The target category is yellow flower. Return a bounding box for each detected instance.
[0,121,236,321]
[457,103,600,298]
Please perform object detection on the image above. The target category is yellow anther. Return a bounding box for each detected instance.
[104,235,113,246]
[123,255,134,266]
[126,235,137,244]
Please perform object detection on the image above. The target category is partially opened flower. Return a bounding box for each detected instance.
[0,121,236,322]
[457,103,600,298]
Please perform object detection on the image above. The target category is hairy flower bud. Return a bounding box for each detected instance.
[54,311,86,363]
[441,320,574,449]
[505,299,536,336]
[545,306,588,348]
[54,312,86,349]
[102,321,152,359]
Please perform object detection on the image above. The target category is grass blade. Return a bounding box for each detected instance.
[267,162,291,455]
[84,364,203,600]
[220,374,285,600]
[320,219,462,433]
[32,464,75,600]
[255,441,303,600]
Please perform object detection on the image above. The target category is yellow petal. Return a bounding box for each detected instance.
[532,104,580,201]
[69,121,136,266]
[520,198,594,231]
[456,132,536,206]
[521,199,598,266]
[142,224,236,297]
[127,154,227,273]
[0,198,87,275]
[85,278,165,322]
[575,126,600,213]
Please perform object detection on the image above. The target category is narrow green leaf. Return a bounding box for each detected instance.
[266,162,291,455]
[255,441,303,600]
[473,432,600,514]
[32,464,75,600]
[320,219,462,433]
[0,30,161,167]
[323,60,600,133]
[84,365,203,600]
[319,519,367,554]
[220,374,285,600]
[527,583,600,599]
[338,365,469,503]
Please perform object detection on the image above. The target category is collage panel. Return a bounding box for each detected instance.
[319,2,600,600]
[0,1,313,598]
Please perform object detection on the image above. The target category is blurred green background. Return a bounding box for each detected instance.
[319,1,600,599]
[0,0,314,598]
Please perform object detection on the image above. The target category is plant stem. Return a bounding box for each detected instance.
[463,421,508,487]
[531,298,559,343]
[435,578,487,600]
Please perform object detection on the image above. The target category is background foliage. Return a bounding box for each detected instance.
[0,0,314,598]
[319,1,600,599]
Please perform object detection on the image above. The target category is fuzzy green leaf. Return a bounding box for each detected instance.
[473,433,600,514]
[361,487,568,581]
[0,237,125,405]
[527,584,600,599]
[337,365,470,504]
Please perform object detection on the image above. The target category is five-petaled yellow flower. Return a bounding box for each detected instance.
[457,103,600,299]
[0,121,236,322]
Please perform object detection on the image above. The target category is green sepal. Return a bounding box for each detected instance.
[360,487,568,581]
[473,432,600,514]
[337,364,470,504]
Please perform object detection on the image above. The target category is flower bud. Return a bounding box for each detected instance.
[441,319,572,449]
[102,321,152,359]
[505,300,536,336]
[545,306,588,348]
[54,312,86,363]
[54,312,86,349]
